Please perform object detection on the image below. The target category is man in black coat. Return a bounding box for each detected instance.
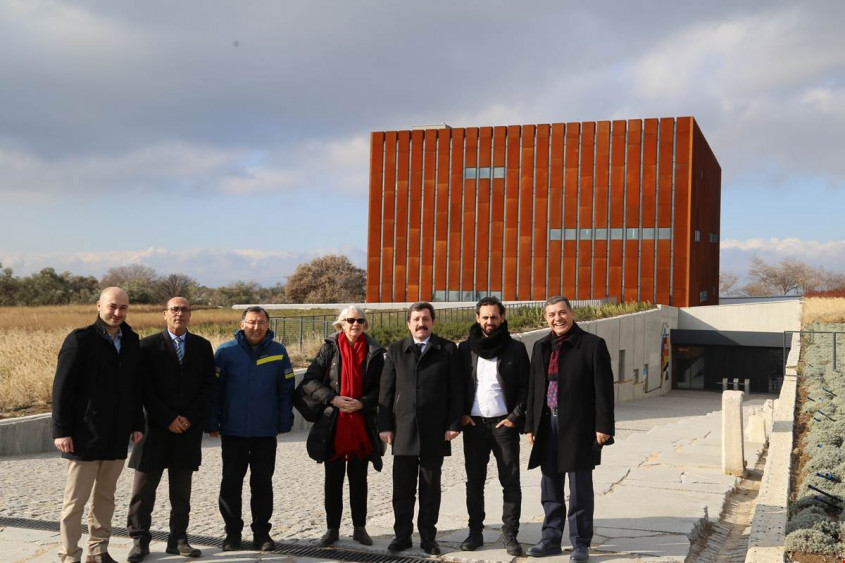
[524,297,614,562]
[52,287,144,563]
[378,302,463,555]
[125,297,215,561]
[458,297,529,556]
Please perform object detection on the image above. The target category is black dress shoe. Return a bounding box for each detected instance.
[505,536,523,556]
[127,541,149,562]
[461,531,484,551]
[420,539,441,555]
[319,528,339,547]
[254,535,275,552]
[527,541,562,557]
[353,526,373,546]
[388,537,412,553]
[570,545,590,561]
[85,554,117,563]
[165,538,201,557]
[222,534,241,551]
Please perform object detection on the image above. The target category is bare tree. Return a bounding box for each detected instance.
[100,264,160,303]
[719,272,741,297]
[743,256,844,296]
[158,273,198,300]
[284,255,366,304]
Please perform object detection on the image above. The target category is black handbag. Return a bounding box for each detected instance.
[293,371,329,423]
[306,406,338,462]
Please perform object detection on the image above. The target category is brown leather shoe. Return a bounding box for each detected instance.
[85,553,117,563]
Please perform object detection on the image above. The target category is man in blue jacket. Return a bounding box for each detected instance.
[206,306,295,553]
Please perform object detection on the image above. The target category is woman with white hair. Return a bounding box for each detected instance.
[301,305,385,547]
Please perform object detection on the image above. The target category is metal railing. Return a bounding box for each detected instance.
[268,299,616,353]
[783,330,842,376]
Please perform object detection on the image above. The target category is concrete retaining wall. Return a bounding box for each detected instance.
[744,332,800,563]
[515,306,680,402]
[679,300,801,333]
[0,413,53,457]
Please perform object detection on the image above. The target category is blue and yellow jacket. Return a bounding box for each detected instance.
[206,330,295,437]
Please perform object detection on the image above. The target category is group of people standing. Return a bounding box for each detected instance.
[51,289,614,563]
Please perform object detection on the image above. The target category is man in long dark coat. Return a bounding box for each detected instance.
[53,287,144,563]
[524,296,615,562]
[378,302,463,556]
[125,297,215,561]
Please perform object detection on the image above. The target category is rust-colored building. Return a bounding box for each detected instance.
[365,116,720,307]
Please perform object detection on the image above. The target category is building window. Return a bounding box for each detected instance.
[709,232,719,243]
[580,228,592,239]
[564,229,578,241]
[699,290,708,302]
[479,167,491,179]
[695,230,701,242]
[642,228,655,239]
[464,167,477,179]
[610,228,623,240]
[595,228,607,240]
[627,228,639,239]
[493,166,505,178]
[658,228,672,240]
[549,228,562,241]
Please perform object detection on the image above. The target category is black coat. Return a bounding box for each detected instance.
[128,330,215,472]
[52,317,144,461]
[301,332,385,470]
[525,324,615,471]
[458,335,530,431]
[378,334,463,457]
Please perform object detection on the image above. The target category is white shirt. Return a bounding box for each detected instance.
[470,356,508,418]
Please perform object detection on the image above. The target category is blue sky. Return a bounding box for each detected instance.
[1,1,843,287]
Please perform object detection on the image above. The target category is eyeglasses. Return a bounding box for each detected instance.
[168,307,192,314]
[345,318,366,325]
[243,320,268,327]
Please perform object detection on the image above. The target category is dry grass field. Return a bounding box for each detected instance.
[0,305,245,416]
[0,304,337,417]
[802,297,845,324]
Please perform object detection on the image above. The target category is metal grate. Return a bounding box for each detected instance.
[0,516,436,563]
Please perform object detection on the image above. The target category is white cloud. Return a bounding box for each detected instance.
[720,237,845,277]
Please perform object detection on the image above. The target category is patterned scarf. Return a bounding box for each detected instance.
[546,333,567,410]
[332,335,373,461]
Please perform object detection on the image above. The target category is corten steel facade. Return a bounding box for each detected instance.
[365,116,721,307]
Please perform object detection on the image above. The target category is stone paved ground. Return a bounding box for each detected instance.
[0,391,770,562]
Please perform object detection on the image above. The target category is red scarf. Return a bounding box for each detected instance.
[331,335,373,461]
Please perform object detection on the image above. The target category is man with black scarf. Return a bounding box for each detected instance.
[457,296,530,556]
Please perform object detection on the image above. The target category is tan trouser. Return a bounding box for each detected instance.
[58,458,125,563]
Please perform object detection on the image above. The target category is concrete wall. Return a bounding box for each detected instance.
[0,413,52,457]
[514,306,680,402]
[678,299,801,332]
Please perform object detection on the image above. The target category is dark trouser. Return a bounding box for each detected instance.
[219,435,277,537]
[392,454,444,541]
[324,457,369,529]
[127,467,193,544]
[539,414,594,548]
[463,416,521,537]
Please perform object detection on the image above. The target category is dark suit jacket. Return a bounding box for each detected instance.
[378,334,463,457]
[525,323,615,471]
[52,317,144,461]
[129,329,215,471]
[458,337,530,431]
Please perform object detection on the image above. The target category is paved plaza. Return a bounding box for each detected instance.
[0,391,767,562]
